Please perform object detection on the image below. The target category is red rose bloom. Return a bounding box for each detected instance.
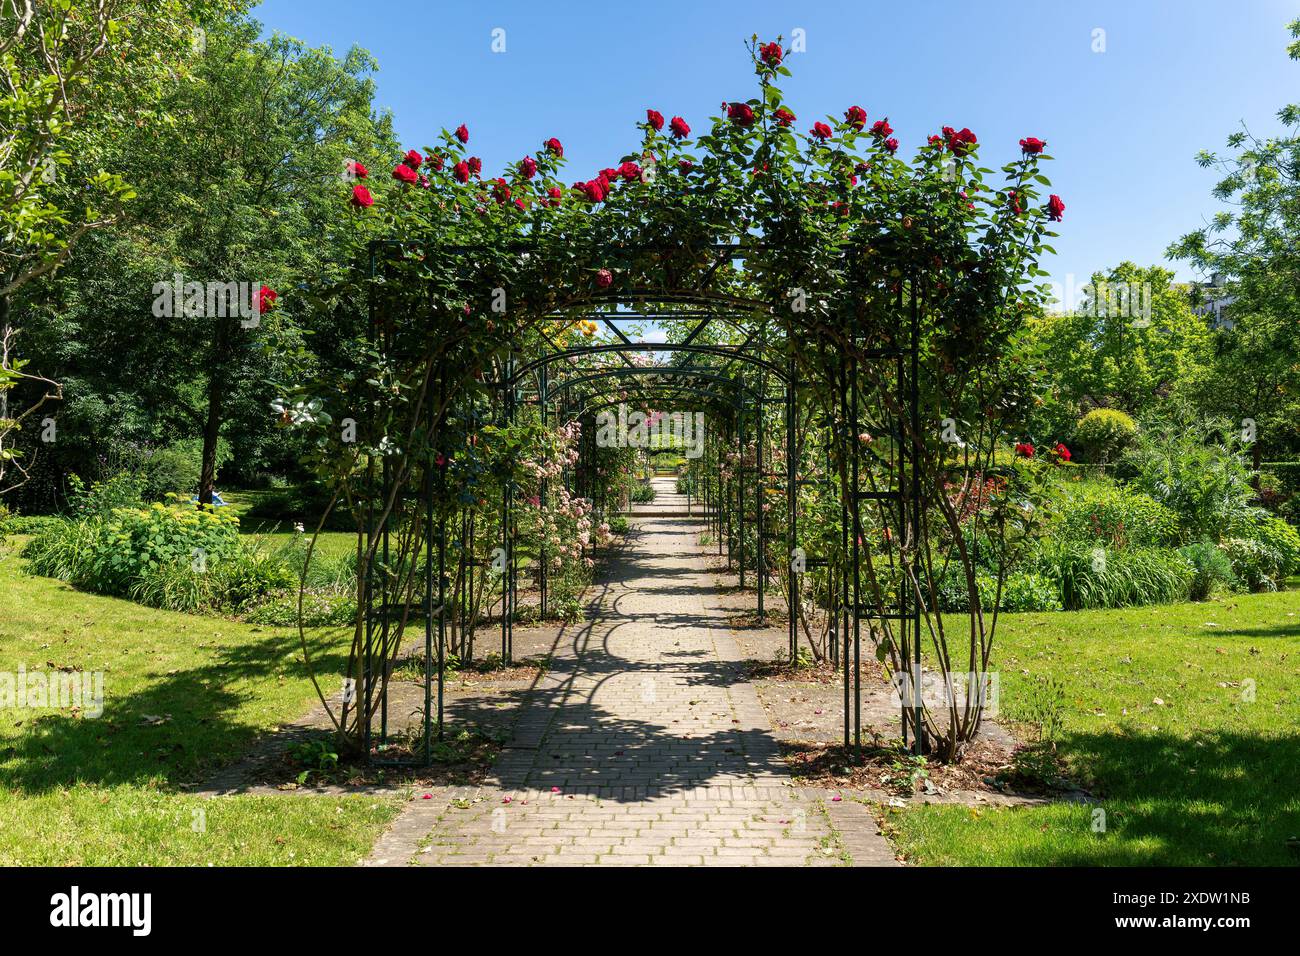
[669,116,690,138]
[678,159,694,172]
[1054,442,1072,461]
[945,126,978,156]
[727,102,755,126]
[1047,194,1065,221]
[773,107,796,126]
[1014,442,1034,458]
[884,137,899,155]
[455,124,469,144]
[491,178,511,204]
[928,134,943,146]
[453,161,470,183]
[578,179,607,202]
[258,285,277,313]
[426,153,443,171]
[1019,136,1047,155]
[1007,189,1023,215]
[467,156,482,176]
[811,121,832,139]
[513,198,526,211]
[346,160,369,179]
[759,41,783,66]
[870,118,893,138]
[596,269,613,288]
[350,183,373,208]
[844,105,867,129]
[402,149,422,169]
[617,161,641,181]
[546,186,562,207]
[646,108,664,131]
[545,137,564,157]
[520,156,538,179]
[392,163,418,184]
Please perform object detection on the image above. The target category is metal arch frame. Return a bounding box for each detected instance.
[362,239,925,765]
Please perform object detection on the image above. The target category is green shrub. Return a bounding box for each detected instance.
[1123,419,1255,542]
[1075,408,1136,463]
[1220,538,1283,592]
[609,515,630,535]
[3,513,64,536]
[24,500,241,598]
[1235,513,1300,578]
[936,569,1062,613]
[1034,541,1191,609]
[1178,541,1239,600]
[67,472,145,518]
[629,482,656,503]
[1054,485,1180,548]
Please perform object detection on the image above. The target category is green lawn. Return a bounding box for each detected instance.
[0,543,399,866]
[886,591,1300,865]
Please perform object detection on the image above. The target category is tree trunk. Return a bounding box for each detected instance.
[197,319,231,506]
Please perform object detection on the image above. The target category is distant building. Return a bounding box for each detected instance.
[1189,272,1236,330]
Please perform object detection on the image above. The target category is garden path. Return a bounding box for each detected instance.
[364,478,897,866]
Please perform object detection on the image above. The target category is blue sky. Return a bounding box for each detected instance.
[256,0,1299,297]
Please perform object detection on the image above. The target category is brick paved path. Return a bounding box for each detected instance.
[365,479,895,867]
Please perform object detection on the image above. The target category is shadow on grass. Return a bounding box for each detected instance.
[1035,728,1300,866]
[0,632,350,795]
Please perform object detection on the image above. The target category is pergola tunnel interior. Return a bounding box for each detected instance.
[354,241,937,767]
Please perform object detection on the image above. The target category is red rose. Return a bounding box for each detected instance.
[844,105,867,129]
[646,108,664,131]
[346,160,369,179]
[578,179,607,202]
[596,269,613,288]
[467,156,482,175]
[402,149,422,169]
[258,285,277,313]
[453,161,470,183]
[491,178,511,204]
[598,167,618,184]
[773,107,796,126]
[350,183,373,208]
[520,156,538,179]
[455,124,469,144]
[1007,189,1022,215]
[811,121,832,139]
[928,134,943,146]
[945,126,977,156]
[884,137,899,155]
[727,102,755,126]
[426,153,443,171]
[1054,442,1071,461]
[870,118,892,138]
[546,186,562,207]
[1019,136,1047,155]
[617,161,641,181]
[513,198,526,211]
[759,41,783,66]
[392,163,418,184]
[678,159,694,172]
[1047,194,1065,221]
[1014,442,1034,458]
[545,137,564,157]
[669,116,690,138]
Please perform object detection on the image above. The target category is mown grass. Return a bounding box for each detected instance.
[0,544,398,866]
[886,591,1300,865]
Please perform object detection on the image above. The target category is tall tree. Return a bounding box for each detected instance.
[1169,17,1300,466]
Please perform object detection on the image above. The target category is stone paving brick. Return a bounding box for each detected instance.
[363,481,897,868]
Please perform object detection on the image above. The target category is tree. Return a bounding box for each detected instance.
[1168,18,1300,467]
[1021,262,1208,438]
[9,13,394,503]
